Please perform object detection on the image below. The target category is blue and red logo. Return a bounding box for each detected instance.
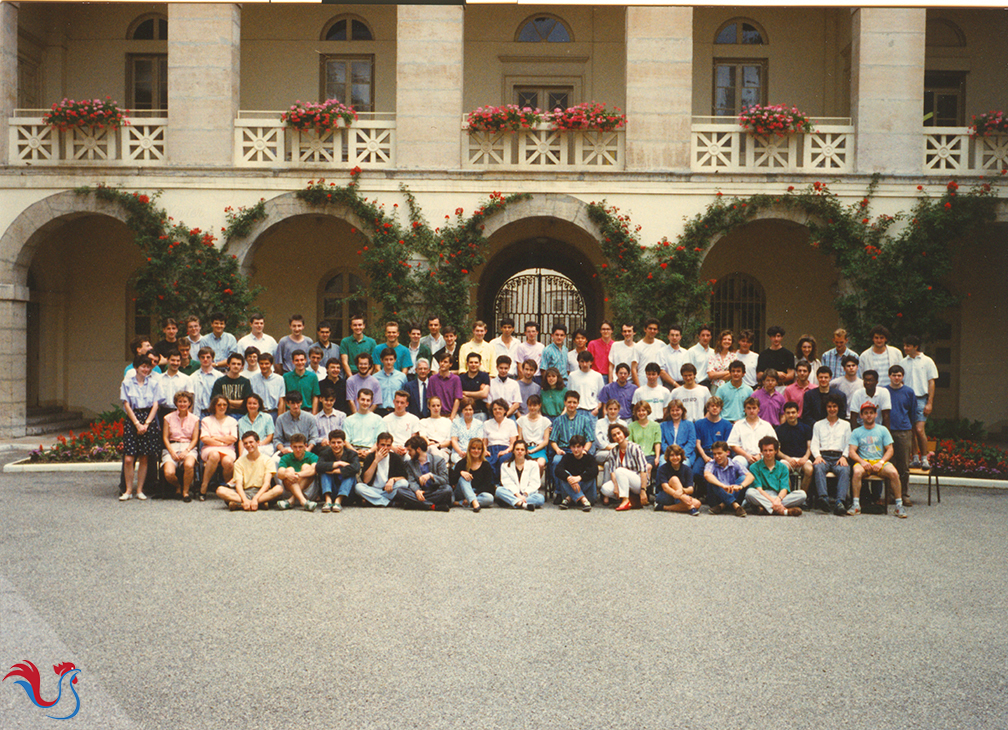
[3,660,81,720]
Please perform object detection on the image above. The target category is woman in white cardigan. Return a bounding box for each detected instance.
[495,440,544,511]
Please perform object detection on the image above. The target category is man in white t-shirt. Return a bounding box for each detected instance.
[382,391,420,456]
[488,355,522,417]
[688,325,713,387]
[515,321,545,377]
[237,312,278,359]
[848,369,891,429]
[608,323,637,382]
[567,350,605,417]
[632,319,665,386]
[735,329,760,389]
[727,397,776,469]
[631,362,671,416]
[670,362,712,422]
[902,335,938,469]
[489,317,521,377]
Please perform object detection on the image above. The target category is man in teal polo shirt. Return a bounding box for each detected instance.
[372,321,412,375]
[282,350,320,415]
[744,436,805,516]
[339,315,377,378]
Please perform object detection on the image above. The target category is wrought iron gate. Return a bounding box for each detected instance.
[710,272,766,349]
[493,268,586,336]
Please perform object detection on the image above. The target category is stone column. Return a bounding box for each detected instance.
[167,3,240,166]
[850,8,926,174]
[0,288,28,437]
[0,1,18,166]
[625,7,692,171]
[395,5,463,169]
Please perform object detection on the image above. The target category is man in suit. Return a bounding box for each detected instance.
[398,435,452,511]
[404,357,432,419]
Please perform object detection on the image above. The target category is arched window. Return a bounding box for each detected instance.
[516,15,573,43]
[714,18,767,45]
[322,16,374,42]
[319,270,368,341]
[710,273,766,351]
[128,14,168,41]
[925,18,966,48]
[127,14,168,112]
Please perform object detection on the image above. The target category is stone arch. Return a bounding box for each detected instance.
[475,194,607,332]
[223,193,371,278]
[0,190,134,291]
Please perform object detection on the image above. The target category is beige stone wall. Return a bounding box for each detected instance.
[462,5,625,113]
[926,8,1008,119]
[0,1,17,162]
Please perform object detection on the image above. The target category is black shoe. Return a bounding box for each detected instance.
[818,499,832,514]
[526,503,535,512]
[834,503,847,517]
[558,498,572,510]
[553,493,565,506]
[435,502,450,512]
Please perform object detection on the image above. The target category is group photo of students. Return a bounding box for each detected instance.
[118,310,939,520]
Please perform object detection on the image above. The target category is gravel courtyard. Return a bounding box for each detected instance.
[2,462,1006,730]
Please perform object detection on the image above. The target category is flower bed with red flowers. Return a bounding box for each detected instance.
[738,104,813,137]
[933,439,1008,479]
[969,110,1008,138]
[281,99,357,133]
[29,417,124,463]
[549,102,626,132]
[43,97,127,131]
[466,105,545,133]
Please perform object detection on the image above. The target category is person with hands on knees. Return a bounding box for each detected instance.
[275,433,319,512]
[216,431,282,512]
[400,435,452,511]
[554,434,596,512]
[496,440,545,511]
[654,444,701,515]
[450,438,495,512]
[703,441,753,517]
[355,432,408,508]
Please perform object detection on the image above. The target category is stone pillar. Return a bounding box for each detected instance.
[395,5,463,169]
[0,287,28,437]
[0,2,18,166]
[625,7,692,171]
[850,8,925,174]
[167,3,240,166]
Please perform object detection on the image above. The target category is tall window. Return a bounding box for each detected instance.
[710,273,766,350]
[713,61,767,117]
[516,16,572,43]
[924,72,966,127]
[127,14,168,112]
[320,271,368,341]
[321,56,374,111]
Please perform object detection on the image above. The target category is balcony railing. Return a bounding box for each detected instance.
[8,110,167,166]
[462,118,625,170]
[923,127,1008,175]
[234,111,395,169]
[691,117,854,173]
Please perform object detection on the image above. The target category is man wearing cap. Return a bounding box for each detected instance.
[848,402,905,519]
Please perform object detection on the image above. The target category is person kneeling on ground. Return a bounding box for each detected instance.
[848,403,906,519]
[704,441,753,517]
[315,429,359,513]
[356,432,408,507]
[275,433,319,512]
[216,431,283,511]
[554,435,595,512]
[496,439,545,511]
[654,444,701,515]
[744,436,805,516]
[400,435,452,511]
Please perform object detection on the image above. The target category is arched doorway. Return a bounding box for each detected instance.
[493,268,587,336]
[478,237,602,336]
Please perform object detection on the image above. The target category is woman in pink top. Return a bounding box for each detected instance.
[706,330,737,393]
[199,395,238,499]
[587,320,614,383]
[162,391,200,502]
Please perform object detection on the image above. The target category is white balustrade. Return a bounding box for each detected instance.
[8,110,167,166]
[234,111,396,169]
[923,127,1008,175]
[462,119,624,170]
[691,117,854,173]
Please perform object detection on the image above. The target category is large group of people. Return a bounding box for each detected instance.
[119,312,938,520]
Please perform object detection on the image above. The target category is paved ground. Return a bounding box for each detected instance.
[1,459,1006,730]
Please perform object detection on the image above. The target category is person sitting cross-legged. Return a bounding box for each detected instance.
[450,438,495,512]
[744,436,805,516]
[848,402,906,519]
[216,431,283,512]
[654,444,701,515]
[554,434,596,512]
[314,429,360,513]
[356,432,409,507]
[275,433,318,512]
[398,435,452,511]
[703,441,753,517]
[495,439,546,511]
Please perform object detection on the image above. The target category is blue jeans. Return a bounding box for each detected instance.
[453,477,494,507]
[813,455,851,504]
[320,473,355,499]
[495,486,545,509]
[486,444,510,483]
[356,479,408,506]
[560,476,597,504]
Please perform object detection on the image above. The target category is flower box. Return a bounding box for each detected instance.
[466,105,545,133]
[549,102,626,132]
[43,97,127,131]
[738,104,813,137]
[282,100,357,133]
[969,110,1008,138]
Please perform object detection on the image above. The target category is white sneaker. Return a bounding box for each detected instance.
[910,455,921,468]
[920,457,931,470]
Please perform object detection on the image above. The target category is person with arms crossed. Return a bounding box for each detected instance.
[315,429,360,513]
[275,433,319,511]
